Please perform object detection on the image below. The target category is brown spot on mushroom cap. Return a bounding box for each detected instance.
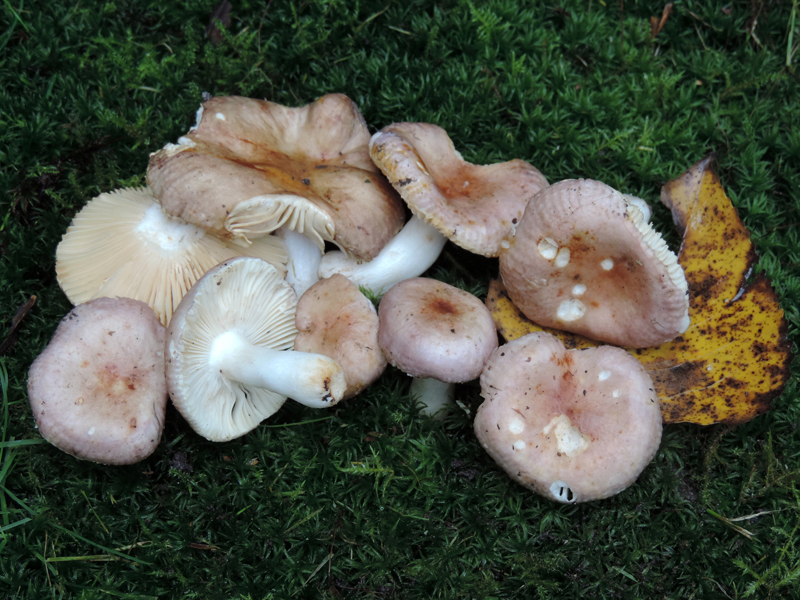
[370,123,548,257]
[27,297,167,465]
[294,274,387,400]
[499,179,689,348]
[378,278,498,382]
[475,332,661,503]
[147,94,405,261]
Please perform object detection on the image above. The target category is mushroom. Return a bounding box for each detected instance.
[294,274,387,399]
[27,297,168,465]
[55,186,287,326]
[378,278,497,416]
[369,122,548,257]
[166,257,346,442]
[317,215,447,296]
[147,94,405,261]
[499,179,689,348]
[475,332,662,503]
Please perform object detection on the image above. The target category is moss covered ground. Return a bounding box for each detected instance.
[1,0,799,597]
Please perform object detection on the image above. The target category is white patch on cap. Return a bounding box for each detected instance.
[571,283,587,297]
[513,440,526,450]
[176,136,196,148]
[500,240,511,249]
[462,180,469,188]
[601,258,614,271]
[550,480,576,503]
[612,389,621,398]
[509,417,525,434]
[537,237,558,260]
[542,414,590,457]
[88,427,96,436]
[555,247,571,268]
[557,299,586,322]
[215,112,226,121]
[598,370,611,381]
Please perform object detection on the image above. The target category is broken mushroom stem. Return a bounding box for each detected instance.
[318,216,447,295]
[209,331,346,409]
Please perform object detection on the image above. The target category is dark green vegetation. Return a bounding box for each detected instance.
[1,0,799,597]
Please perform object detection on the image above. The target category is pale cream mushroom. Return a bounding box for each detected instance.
[166,257,346,442]
[294,274,386,400]
[475,332,662,503]
[147,94,405,261]
[499,179,689,348]
[27,297,167,465]
[55,186,287,326]
[369,122,548,257]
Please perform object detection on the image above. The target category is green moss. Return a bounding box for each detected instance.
[1,0,799,597]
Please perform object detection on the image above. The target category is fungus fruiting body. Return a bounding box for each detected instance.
[369,122,548,257]
[378,278,497,416]
[499,179,689,348]
[475,332,662,503]
[166,257,346,442]
[294,274,386,399]
[147,94,404,260]
[55,186,287,325]
[27,297,168,465]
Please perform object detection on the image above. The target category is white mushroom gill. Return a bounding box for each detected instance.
[318,216,447,296]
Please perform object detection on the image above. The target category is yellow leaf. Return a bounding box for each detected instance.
[486,155,793,425]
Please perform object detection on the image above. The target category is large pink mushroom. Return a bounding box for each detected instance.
[475,332,662,503]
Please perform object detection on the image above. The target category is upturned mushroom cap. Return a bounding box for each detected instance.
[378,278,498,382]
[167,257,345,442]
[499,179,689,348]
[294,274,386,400]
[369,123,548,257]
[475,332,662,503]
[27,297,167,465]
[147,94,405,261]
[55,186,287,325]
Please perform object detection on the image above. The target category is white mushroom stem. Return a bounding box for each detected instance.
[318,216,447,296]
[209,331,346,409]
[410,377,455,419]
[277,226,322,298]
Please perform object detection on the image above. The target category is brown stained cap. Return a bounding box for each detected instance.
[55,187,287,326]
[27,297,168,465]
[294,274,386,400]
[499,179,689,348]
[378,278,498,383]
[475,332,662,503]
[369,122,548,257]
[147,94,405,261]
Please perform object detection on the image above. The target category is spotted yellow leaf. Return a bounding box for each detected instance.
[486,155,792,425]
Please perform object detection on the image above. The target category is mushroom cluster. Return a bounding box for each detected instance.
[29,92,687,504]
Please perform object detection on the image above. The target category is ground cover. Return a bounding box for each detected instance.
[0,0,799,597]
